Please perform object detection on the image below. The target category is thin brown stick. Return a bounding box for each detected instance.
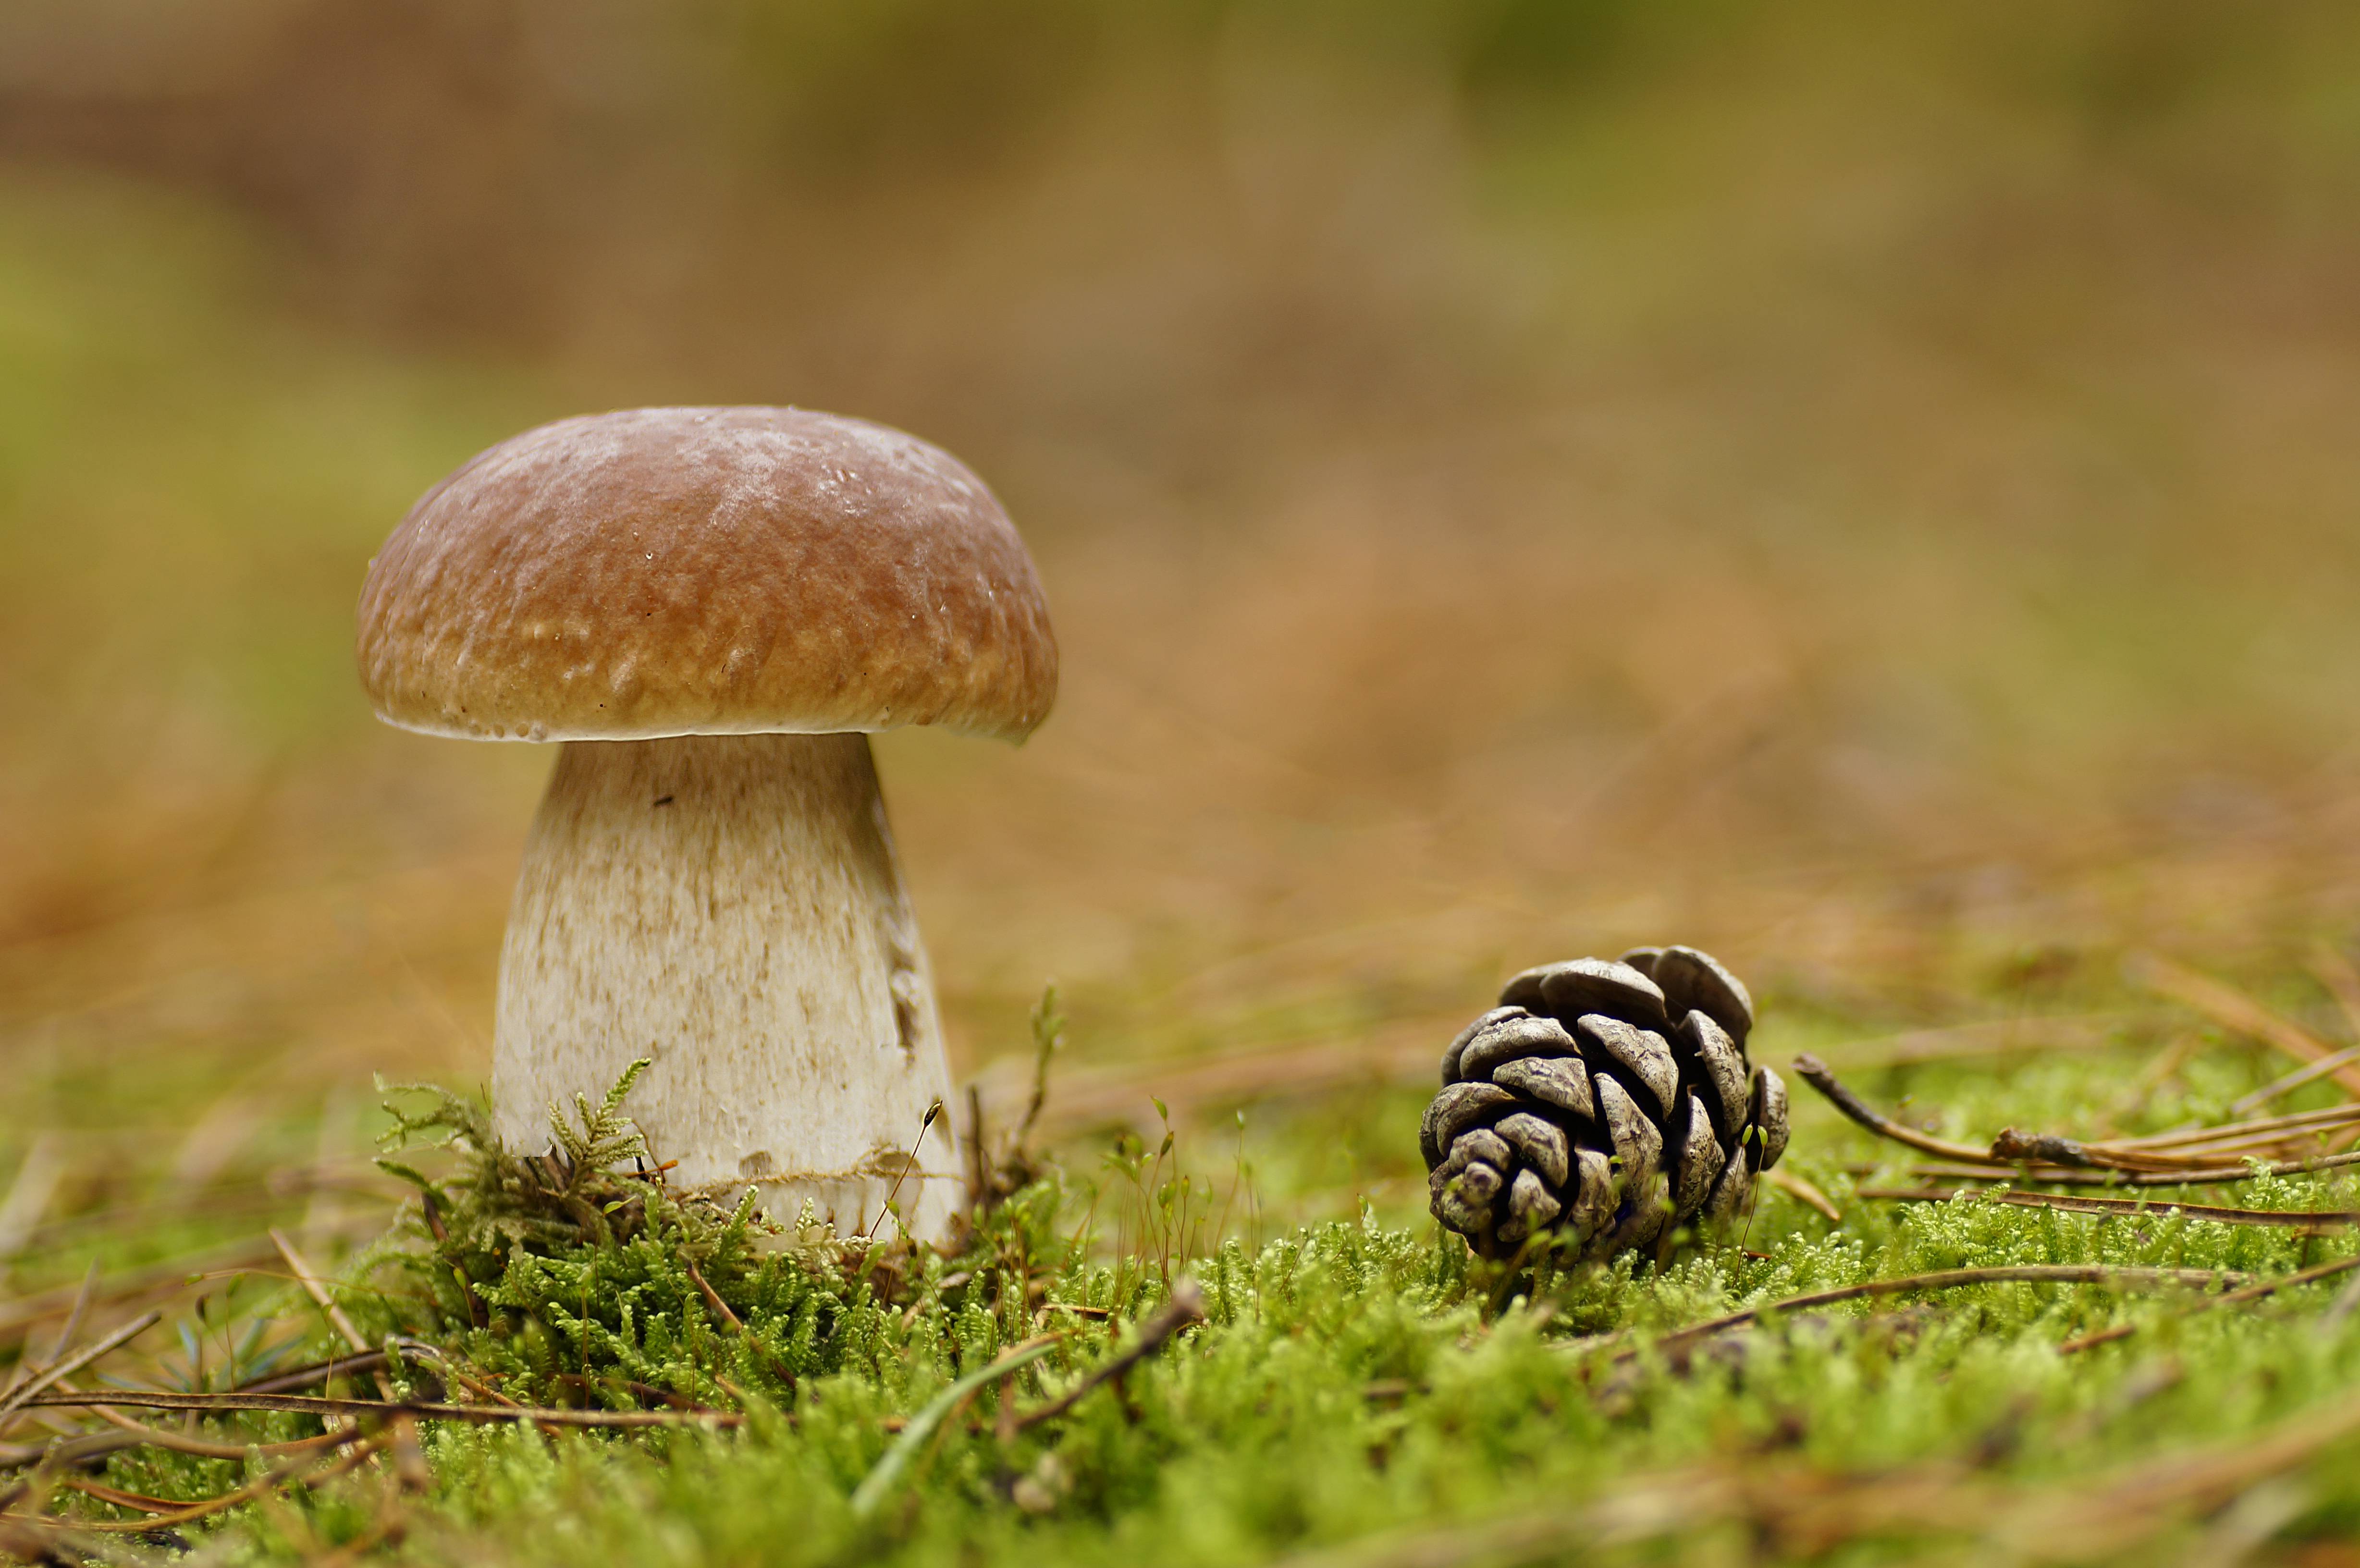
[1789,1055,1992,1162]
[237,1349,393,1396]
[386,1339,568,1441]
[682,1257,744,1333]
[0,1311,161,1429]
[272,1223,400,1428]
[1857,1188,2360,1232]
[1649,1265,2241,1354]
[77,1429,390,1532]
[2056,1254,2360,1355]
[1903,1154,2360,1188]
[271,1228,377,1358]
[1799,1054,2360,1184]
[1986,1127,2351,1175]
[2105,1102,2360,1151]
[2127,951,2360,1096]
[4,1387,360,1469]
[57,1476,198,1515]
[0,1261,97,1427]
[1012,1280,1204,1432]
[2231,1046,2360,1117]
[1976,1150,2360,1187]
[14,1388,742,1428]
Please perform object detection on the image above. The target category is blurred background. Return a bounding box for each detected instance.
[6,0,2360,1256]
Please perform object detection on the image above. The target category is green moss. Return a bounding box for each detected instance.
[28,1049,2360,1566]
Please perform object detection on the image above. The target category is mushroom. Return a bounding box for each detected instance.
[356,407,1057,1243]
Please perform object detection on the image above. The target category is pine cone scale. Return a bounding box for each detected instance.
[1490,1055,1595,1121]
[1577,1015,1679,1118]
[1497,1111,1571,1188]
[1675,1012,1752,1142]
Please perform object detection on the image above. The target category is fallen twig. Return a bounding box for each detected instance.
[1013,1280,1205,1432]
[1905,1155,2360,1188]
[4,1386,361,1470]
[1797,1054,2360,1185]
[1986,1123,2360,1176]
[14,1388,742,1429]
[1858,1188,2360,1232]
[1789,1055,1993,1163]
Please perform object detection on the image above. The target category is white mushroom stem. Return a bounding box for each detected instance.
[493,732,965,1242]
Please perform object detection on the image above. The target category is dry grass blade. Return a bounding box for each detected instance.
[2103,1102,2360,1152]
[1263,1469,1736,1568]
[0,1136,66,1266]
[2127,952,2360,1097]
[1761,1167,1843,1223]
[848,1335,1066,1519]
[1858,1188,2360,1232]
[0,1262,96,1409]
[270,1225,394,1409]
[14,1388,742,1428]
[386,1339,568,1441]
[0,1311,160,1429]
[2233,1046,2360,1117]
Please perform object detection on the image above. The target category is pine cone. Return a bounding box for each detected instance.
[1419,946,1789,1263]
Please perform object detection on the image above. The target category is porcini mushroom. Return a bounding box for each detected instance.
[356,407,1057,1242]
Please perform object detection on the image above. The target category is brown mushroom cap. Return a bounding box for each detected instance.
[356,407,1058,742]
